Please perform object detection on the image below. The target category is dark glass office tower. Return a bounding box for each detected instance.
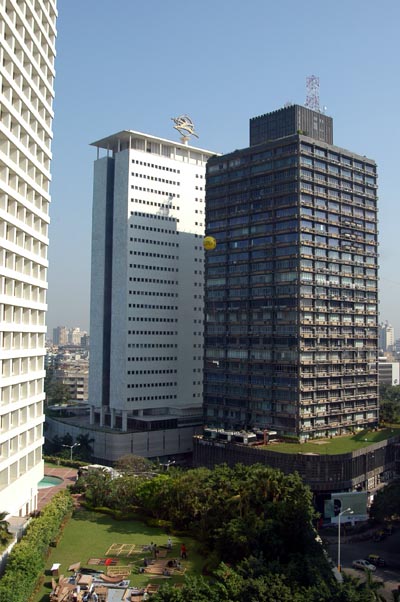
[204,105,378,440]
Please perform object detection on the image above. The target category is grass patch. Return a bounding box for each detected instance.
[34,508,204,602]
[263,426,400,455]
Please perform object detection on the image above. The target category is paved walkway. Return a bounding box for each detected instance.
[37,466,77,511]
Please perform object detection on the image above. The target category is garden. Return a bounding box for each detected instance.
[34,508,203,602]
[0,461,392,602]
[266,426,400,454]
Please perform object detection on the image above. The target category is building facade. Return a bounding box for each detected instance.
[0,0,57,515]
[193,433,399,497]
[379,321,395,353]
[53,325,68,345]
[378,357,400,387]
[204,105,379,440]
[53,350,89,402]
[88,130,215,457]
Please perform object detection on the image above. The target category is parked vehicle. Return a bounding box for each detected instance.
[367,554,386,567]
[352,559,376,572]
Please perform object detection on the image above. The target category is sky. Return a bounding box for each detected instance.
[47,0,400,335]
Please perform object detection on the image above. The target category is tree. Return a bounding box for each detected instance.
[360,571,385,602]
[379,399,400,424]
[75,433,95,461]
[369,481,400,522]
[45,381,70,406]
[115,454,154,476]
[83,469,113,508]
[379,385,400,424]
[107,477,141,514]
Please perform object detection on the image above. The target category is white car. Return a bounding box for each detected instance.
[352,559,376,572]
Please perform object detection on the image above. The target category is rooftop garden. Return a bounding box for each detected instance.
[263,426,400,455]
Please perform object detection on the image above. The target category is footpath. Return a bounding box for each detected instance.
[38,466,77,511]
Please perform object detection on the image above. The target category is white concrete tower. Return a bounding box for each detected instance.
[0,0,57,515]
[89,131,215,458]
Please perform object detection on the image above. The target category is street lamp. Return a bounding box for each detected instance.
[62,442,80,461]
[338,507,353,572]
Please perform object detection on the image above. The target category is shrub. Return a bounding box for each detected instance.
[44,455,86,469]
[0,490,73,602]
[146,517,173,530]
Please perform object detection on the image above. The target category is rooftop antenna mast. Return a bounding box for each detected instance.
[305,75,320,112]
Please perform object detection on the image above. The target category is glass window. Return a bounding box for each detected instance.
[251,236,273,247]
[276,232,298,243]
[275,220,298,231]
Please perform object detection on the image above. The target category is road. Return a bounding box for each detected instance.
[322,528,400,601]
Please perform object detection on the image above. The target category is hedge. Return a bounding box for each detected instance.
[44,454,87,469]
[0,490,73,602]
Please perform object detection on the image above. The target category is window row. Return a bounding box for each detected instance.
[131,172,179,186]
[131,185,181,197]
[128,369,177,375]
[129,277,178,285]
[128,330,178,336]
[128,356,177,361]
[127,394,177,402]
[129,303,178,310]
[130,237,179,248]
[132,159,180,173]
[127,382,177,388]
[131,198,179,211]
[127,343,178,348]
[131,251,178,260]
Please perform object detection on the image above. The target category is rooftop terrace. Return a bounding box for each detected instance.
[262,426,400,455]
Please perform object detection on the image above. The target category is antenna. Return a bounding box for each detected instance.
[305,75,320,111]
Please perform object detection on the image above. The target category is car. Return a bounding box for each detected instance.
[352,559,376,572]
[367,554,386,567]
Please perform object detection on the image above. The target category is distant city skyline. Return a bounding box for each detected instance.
[47,1,400,335]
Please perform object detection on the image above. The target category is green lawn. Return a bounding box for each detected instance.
[263,426,400,455]
[35,509,204,602]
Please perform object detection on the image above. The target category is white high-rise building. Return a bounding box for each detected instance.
[379,321,395,353]
[88,130,215,458]
[0,0,57,515]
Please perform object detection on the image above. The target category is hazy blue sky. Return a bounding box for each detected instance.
[48,0,400,335]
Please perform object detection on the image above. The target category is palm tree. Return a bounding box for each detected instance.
[75,433,95,461]
[360,570,386,602]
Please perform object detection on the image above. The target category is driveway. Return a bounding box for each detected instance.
[322,527,400,601]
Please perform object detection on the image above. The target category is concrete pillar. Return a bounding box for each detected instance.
[99,406,106,427]
[122,411,128,432]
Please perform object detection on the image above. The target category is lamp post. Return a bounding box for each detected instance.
[338,507,353,572]
[62,442,80,461]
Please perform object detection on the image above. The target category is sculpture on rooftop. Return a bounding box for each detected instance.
[171,115,199,140]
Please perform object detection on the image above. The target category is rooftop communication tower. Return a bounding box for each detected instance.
[305,75,320,111]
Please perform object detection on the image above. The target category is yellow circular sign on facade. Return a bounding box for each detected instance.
[203,236,217,251]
